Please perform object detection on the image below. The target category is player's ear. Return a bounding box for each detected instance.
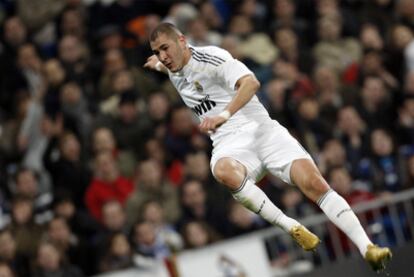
[178,35,187,47]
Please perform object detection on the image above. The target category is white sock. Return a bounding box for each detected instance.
[232,176,299,232]
[318,189,372,256]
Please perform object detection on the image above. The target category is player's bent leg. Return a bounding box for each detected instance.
[289,159,330,202]
[213,158,320,251]
[290,159,392,271]
[212,157,246,191]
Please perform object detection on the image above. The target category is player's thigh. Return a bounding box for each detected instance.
[211,148,263,184]
[258,121,313,185]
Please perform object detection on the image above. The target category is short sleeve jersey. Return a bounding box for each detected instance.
[168,45,271,144]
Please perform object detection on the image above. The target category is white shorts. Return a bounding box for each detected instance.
[210,120,313,184]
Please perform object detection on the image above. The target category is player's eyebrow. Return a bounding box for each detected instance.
[152,43,169,54]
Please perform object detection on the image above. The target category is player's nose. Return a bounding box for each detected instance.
[159,51,168,62]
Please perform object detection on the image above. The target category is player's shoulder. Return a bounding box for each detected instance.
[190,45,233,66]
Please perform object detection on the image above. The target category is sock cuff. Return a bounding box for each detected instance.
[317,188,334,206]
[231,175,249,194]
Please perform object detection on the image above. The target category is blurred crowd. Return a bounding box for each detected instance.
[0,0,414,276]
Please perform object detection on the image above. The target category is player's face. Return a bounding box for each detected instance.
[151,33,187,72]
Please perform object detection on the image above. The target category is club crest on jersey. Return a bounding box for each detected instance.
[194,81,203,93]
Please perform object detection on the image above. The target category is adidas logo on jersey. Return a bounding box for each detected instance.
[192,95,216,116]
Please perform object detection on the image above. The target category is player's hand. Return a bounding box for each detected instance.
[199,115,227,134]
[144,55,161,71]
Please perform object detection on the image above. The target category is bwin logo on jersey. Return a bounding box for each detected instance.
[192,95,216,116]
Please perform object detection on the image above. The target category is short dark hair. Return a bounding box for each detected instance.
[149,23,182,42]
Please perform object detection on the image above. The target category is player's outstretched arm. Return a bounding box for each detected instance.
[199,74,260,134]
[144,55,168,74]
[224,74,260,116]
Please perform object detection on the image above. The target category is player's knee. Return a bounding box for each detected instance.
[213,158,246,189]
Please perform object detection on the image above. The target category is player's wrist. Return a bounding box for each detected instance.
[218,110,231,121]
[155,61,163,72]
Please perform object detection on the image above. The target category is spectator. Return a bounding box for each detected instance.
[364,128,401,192]
[59,81,92,142]
[100,200,128,234]
[228,14,277,67]
[91,127,136,178]
[99,232,133,273]
[177,179,228,236]
[0,16,29,115]
[328,166,375,206]
[280,187,317,219]
[199,1,224,31]
[126,159,180,226]
[43,59,66,114]
[403,154,414,189]
[98,90,153,159]
[186,18,222,46]
[395,0,414,30]
[225,200,266,237]
[11,167,53,223]
[46,217,89,275]
[140,200,183,252]
[269,0,310,46]
[58,8,87,39]
[52,195,98,241]
[43,131,91,208]
[98,48,158,100]
[355,76,395,131]
[359,23,384,52]
[0,262,15,277]
[8,196,44,257]
[317,138,349,176]
[182,151,229,212]
[0,228,30,277]
[397,95,414,145]
[146,91,171,140]
[84,151,134,222]
[272,57,315,107]
[181,220,220,249]
[57,35,95,109]
[91,200,128,275]
[336,106,369,176]
[273,27,314,74]
[98,69,137,115]
[313,14,362,74]
[403,70,414,95]
[131,220,171,259]
[390,24,414,72]
[294,97,331,157]
[263,78,293,128]
[313,65,358,128]
[164,104,209,162]
[32,241,84,277]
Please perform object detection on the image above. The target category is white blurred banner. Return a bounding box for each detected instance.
[176,236,272,277]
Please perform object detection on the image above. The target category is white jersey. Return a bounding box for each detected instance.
[168,45,271,145]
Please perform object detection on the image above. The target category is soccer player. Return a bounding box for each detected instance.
[144,23,391,271]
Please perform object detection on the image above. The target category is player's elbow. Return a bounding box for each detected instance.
[247,76,260,93]
[252,78,261,92]
[237,75,261,93]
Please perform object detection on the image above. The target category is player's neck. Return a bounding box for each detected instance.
[182,46,192,67]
